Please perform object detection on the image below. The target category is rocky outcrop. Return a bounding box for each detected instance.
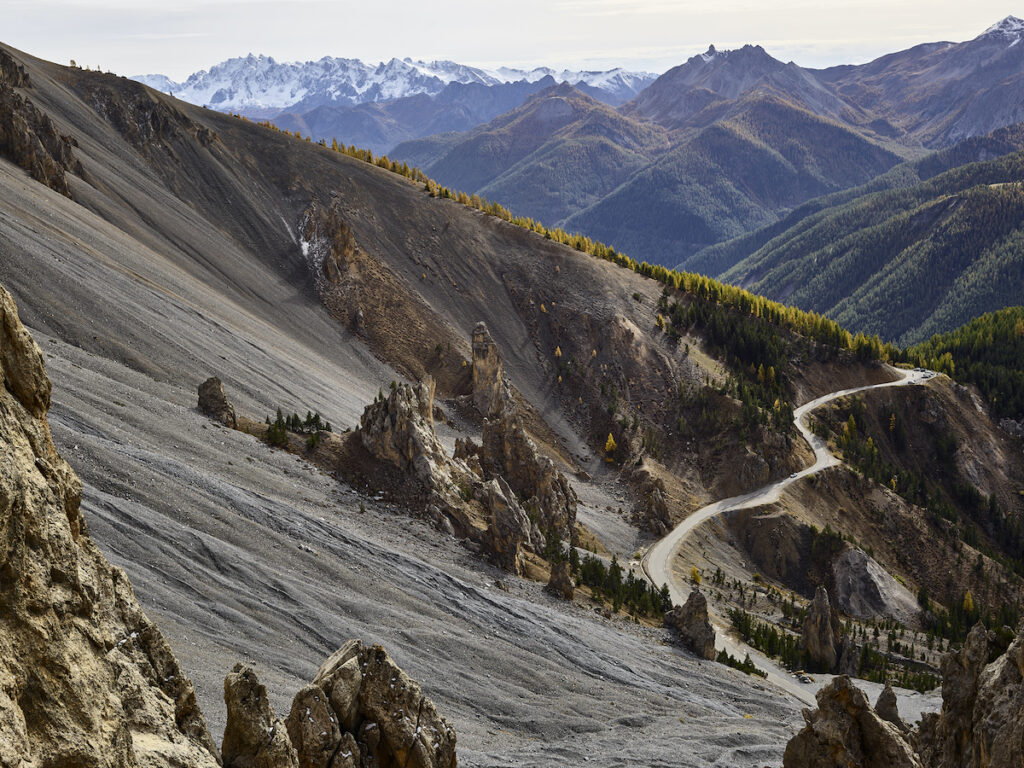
[0,282,220,766]
[630,464,672,536]
[470,321,578,539]
[358,377,453,493]
[471,321,507,417]
[783,676,920,768]
[916,622,1024,768]
[284,640,457,768]
[481,401,577,537]
[0,50,82,197]
[198,375,238,428]
[546,559,575,600]
[666,589,716,660]
[223,663,299,768]
[802,585,844,672]
[831,548,920,625]
[479,477,533,574]
[875,682,910,735]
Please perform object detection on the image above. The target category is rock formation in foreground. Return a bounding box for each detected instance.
[783,676,921,768]
[0,282,221,766]
[917,622,1024,768]
[0,282,461,767]
[283,640,457,768]
[198,375,238,428]
[787,620,1024,767]
[222,663,299,768]
[666,589,716,660]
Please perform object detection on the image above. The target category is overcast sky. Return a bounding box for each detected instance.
[3,0,1019,79]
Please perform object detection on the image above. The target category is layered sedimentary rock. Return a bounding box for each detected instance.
[0,282,221,766]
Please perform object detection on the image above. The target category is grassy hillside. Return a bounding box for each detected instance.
[717,148,1024,345]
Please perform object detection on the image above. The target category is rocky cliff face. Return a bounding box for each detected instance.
[0,282,221,766]
[917,622,1024,768]
[0,49,82,197]
[358,377,454,496]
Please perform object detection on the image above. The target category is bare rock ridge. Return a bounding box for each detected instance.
[0,282,220,766]
[917,622,1024,768]
[786,620,1024,767]
[666,589,716,660]
[0,48,82,196]
[199,375,238,428]
[358,377,456,497]
[348,322,578,573]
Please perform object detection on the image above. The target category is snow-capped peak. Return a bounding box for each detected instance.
[131,55,657,115]
[982,16,1024,39]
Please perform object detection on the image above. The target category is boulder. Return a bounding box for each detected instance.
[222,664,299,768]
[666,589,716,660]
[480,477,533,574]
[0,282,220,766]
[875,682,910,735]
[358,377,451,491]
[546,559,575,600]
[802,585,844,672]
[198,375,238,428]
[783,676,920,768]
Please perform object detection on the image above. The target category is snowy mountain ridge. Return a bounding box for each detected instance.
[133,54,658,115]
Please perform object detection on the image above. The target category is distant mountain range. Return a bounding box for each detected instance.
[134,16,1024,294]
[390,16,1024,269]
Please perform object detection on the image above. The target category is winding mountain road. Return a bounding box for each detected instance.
[642,366,932,706]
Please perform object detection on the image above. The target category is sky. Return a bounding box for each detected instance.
[2,0,1020,79]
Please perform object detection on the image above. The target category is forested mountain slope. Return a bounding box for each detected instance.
[716,147,1024,344]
